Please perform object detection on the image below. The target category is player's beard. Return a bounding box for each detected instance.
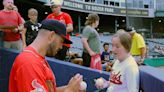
[46,43,57,57]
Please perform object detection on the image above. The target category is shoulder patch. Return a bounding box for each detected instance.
[30,79,46,92]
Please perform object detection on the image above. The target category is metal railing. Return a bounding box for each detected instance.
[156,3,164,11]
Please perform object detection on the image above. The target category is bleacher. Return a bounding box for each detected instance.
[70,36,164,57]
[145,39,164,57]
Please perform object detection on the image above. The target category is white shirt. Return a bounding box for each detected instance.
[107,55,139,92]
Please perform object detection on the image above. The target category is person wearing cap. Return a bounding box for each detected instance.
[125,26,146,64]
[0,0,24,50]
[9,19,83,92]
[46,0,73,60]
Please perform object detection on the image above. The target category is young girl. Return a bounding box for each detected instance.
[97,31,139,92]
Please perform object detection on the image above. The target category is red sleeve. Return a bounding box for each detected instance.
[15,11,24,25]
[15,63,49,92]
[64,13,73,25]
[46,14,53,19]
[0,11,4,25]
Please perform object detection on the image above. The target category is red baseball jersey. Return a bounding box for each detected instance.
[9,46,57,92]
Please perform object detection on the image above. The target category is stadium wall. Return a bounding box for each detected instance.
[0,48,109,92]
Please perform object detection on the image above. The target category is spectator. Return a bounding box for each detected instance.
[9,19,83,92]
[125,26,146,65]
[101,43,110,63]
[101,43,113,71]
[109,51,115,60]
[81,13,100,67]
[154,45,164,55]
[0,0,24,50]
[96,31,139,92]
[12,5,25,50]
[46,0,73,60]
[22,8,41,49]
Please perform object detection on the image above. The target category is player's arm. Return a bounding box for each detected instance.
[46,80,55,92]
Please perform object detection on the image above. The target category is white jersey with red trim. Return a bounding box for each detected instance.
[107,55,139,92]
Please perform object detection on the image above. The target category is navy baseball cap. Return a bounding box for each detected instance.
[40,19,72,44]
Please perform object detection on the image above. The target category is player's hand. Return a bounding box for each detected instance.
[46,80,55,92]
[65,73,83,92]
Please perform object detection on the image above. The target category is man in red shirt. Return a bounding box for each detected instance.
[46,0,73,60]
[0,0,24,50]
[9,19,83,92]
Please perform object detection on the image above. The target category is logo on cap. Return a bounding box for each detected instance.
[45,0,63,6]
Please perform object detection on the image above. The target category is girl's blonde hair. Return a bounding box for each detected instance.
[28,8,38,15]
[112,31,132,52]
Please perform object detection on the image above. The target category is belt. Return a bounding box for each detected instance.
[133,55,140,56]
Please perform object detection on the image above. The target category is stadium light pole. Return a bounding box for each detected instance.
[125,0,129,28]
[115,19,118,33]
[78,15,81,33]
